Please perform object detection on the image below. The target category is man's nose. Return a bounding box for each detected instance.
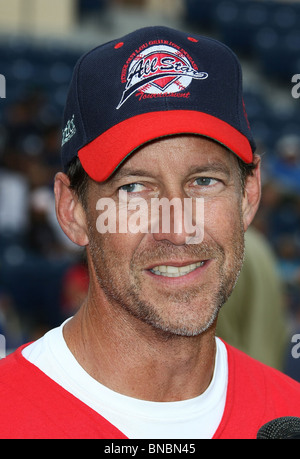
[150,191,204,246]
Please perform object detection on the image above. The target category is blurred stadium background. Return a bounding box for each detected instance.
[0,0,300,376]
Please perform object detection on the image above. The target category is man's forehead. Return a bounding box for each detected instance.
[108,136,235,181]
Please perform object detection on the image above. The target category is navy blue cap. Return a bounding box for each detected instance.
[61,26,255,181]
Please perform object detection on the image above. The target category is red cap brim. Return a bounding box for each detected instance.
[78,110,253,182]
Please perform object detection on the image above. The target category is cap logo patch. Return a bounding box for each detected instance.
[117,43,208,109]
[61,114,76,146]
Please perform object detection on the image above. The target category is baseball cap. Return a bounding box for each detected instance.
[61,26,256,182]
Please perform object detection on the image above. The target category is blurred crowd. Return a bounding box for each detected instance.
[0,0,299,380]
[0,88,89,348]
[254,134,300,309]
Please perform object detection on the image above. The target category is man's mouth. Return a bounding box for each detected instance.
[150,261,205,278]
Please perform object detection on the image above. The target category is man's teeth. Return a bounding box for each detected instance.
[150,261,205,277]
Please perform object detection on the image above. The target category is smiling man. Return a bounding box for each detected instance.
[65,135,249,344]
[1,26,300,439]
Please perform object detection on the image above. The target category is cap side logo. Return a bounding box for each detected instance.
[62,114,76,146]
[117,43,208,109]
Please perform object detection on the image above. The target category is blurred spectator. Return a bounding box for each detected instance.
[26,187,61,257]
[253,182,300,257]
[269,134,300,195]
[0,290,24,352]
[0,168,29,242]
[276,234,300,286]
[217,226,288,371]
[61,261,89,318]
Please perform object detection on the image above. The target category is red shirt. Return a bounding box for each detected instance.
[0,341,300,439]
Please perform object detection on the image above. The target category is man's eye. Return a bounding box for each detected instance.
[119,183,145,193]
[194,177,218,187]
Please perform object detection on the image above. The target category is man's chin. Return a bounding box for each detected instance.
[125,293,222,339]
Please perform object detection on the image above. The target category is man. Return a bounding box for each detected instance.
[1,26,300,439]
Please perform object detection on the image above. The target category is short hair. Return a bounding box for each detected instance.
[67,156,89,209]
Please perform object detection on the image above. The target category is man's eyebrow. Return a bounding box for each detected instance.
[109,168,155,182]
[188,162,232,178]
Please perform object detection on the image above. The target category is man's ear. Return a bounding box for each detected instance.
[54,172,89,247]
[242,155,261,231]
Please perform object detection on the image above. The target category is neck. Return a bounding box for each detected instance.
[63,292,217,402]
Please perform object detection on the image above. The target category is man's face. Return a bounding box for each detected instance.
[84,135,255,337]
